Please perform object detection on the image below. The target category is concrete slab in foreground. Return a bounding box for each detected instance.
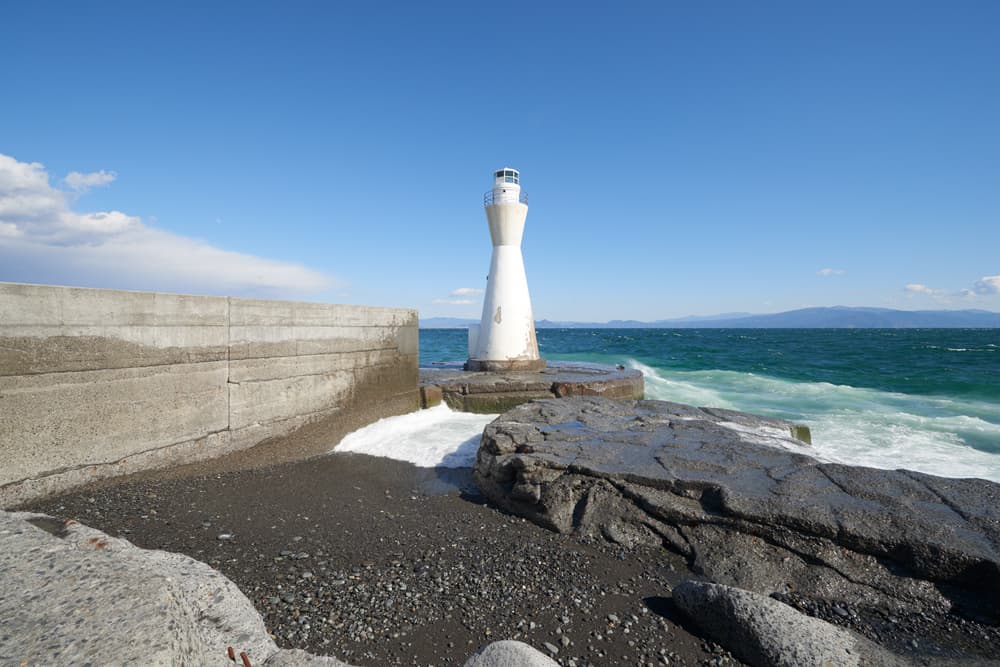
[419,361,644,413]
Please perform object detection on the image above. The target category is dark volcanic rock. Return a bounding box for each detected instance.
[473,397,1000,626]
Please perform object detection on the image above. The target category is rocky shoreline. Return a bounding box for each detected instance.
[474,397,1000,665]
[9,396,1000,666]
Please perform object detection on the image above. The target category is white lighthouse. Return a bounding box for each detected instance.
[466,167,545,372]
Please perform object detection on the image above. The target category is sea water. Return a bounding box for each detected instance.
[399,328,998,481]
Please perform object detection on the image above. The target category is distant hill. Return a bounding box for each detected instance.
[670,307,1000,328]
[420,317,478,328]
[421,307,1000,329]
[536,312,756,328]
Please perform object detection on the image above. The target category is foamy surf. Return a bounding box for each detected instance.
[333,360,1000,482]
[333,404,497,468]
[630,360,1000,483]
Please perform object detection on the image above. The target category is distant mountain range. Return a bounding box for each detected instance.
[420,307,1000,329]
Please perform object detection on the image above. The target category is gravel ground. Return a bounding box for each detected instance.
[772,592,1000,663]
[23,453,738,667]
[21,450,999,666]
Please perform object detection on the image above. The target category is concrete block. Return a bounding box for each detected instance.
[0,282,228,328]
[228,349,398,384]
[0,362,229,488]
[461,391,554,414]
[0,283,228,375]
[229,327,403,359]
[0,430,234,508]
[397,324,419,355]
[0,283,420,504]
[421,384,443,409]
[228,366,356,430]
[228,297,415,329]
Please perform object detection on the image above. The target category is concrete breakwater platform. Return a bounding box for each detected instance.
[419,361,644,413]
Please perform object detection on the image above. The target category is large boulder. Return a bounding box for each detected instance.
[461,640,560,667]
[473,397,1000,621]
[0,510,354,666]
[672,580,905,667]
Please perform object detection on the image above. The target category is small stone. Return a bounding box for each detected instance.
[216,533,233,541]
[543,642,559,655]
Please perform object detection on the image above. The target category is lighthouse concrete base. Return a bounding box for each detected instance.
[464,358,547,373]
[419,361,644,414]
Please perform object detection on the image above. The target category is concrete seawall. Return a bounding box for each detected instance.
[0,282,419,507]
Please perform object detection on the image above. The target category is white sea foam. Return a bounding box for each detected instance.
[631,360,1000,483]
[332,362,999,482]
[717,420,812,452]
[333,403,497,468]
[629,360,733,408]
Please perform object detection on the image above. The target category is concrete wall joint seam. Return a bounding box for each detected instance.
[0,282,419,506]
[0,426,233,490]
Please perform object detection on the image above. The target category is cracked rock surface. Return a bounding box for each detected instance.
[474,397,1000,659]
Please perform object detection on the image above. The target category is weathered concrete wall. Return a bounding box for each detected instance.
[0,283,419,507]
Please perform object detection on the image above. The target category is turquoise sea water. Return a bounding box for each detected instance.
[420,328,1000,481]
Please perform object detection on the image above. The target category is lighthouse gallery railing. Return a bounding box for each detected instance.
[483,190,529,206]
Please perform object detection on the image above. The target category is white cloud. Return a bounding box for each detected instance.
[64,169,117,192]
[817,268,845,276]
[974,275,1000,295]
[904,283,939,295]
[433,298,475,305]
[0,152,332,296]
[430,286,484,306]
[904,277,1000,304]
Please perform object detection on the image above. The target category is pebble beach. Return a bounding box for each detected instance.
[20,394,1000,667]
[23,451,731,667]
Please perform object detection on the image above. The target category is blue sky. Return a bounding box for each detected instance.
[2,1,998,321]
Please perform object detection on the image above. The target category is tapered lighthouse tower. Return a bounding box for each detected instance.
[466,168,545,372]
